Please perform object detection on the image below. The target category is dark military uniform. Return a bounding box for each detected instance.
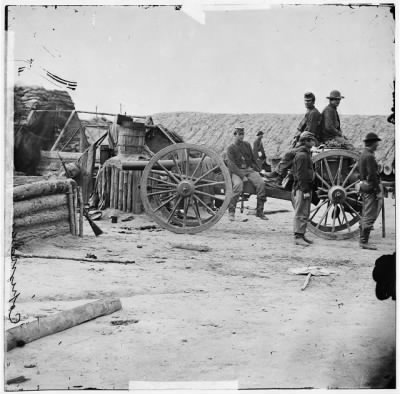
[359,146,381,232]
[292,145,314,235]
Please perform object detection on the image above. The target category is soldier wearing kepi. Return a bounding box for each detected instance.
[253,131,267,171]
[292,131,317,246]
[226,127,268,221]
[358,132,383,250]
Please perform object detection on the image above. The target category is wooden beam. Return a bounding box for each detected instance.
[50,110,76,151]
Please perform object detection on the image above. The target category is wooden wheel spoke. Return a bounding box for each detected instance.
[342,163,357,187]
[195,189,225,201]
[323,158,335,185]
[193,165,220,185]
[193,194,217,216]
[154,194,177,212]
[347,196,362,205]
[331,204,338,232]
[195,181,225,189]
[346,190,359,195]
[316,202,332,229]
[315,172,331,189]
[339,203,351,231]
[148,175,178,188]
[185,148,190,178]
[147,189,175,197]
[309,200,328,221]
[182,196,190,228]
[191,153,207,180]
[318,186,329,193]
[155,160,181,184]
[335,156,343,185]
[166,196,183,223]
[171,154,183,177]
[193,197,203,225]
[343,201,361,219]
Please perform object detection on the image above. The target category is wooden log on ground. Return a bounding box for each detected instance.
[118,169,124,211]
[127,171,133,212]
[122,171,128,212]
[13,221,71,243]
[6,298,122,351]
[13,179,76,202]
[169,242,211,252]
[13,194,67,219]
[14,252,136,264]
[13,207,69,228]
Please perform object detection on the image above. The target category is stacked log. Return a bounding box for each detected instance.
[13,179,79,243]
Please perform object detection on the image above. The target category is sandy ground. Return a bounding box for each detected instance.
[5,197,396,390]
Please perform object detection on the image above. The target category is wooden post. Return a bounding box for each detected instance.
[102,167,106,207]
[79,187,84,237]
[382,197,386,238]
[67,185,75,235]
[105,166,111,208]
[6,298,122,351]
[127,171,133,212]
[114,168,120,209]
[132,170,143,214]
[71,183,78,236]
[118,169,124,211]
[122,171,128,212]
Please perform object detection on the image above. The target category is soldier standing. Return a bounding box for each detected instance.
[292,131,317,246]
[359,132,383,250]
[253,131,267,171]
[226,127,268,221]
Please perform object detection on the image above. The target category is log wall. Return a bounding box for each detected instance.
[95,165,143,214]
[13,179,80,243]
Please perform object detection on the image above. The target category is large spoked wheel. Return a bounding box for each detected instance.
[140,143,233,234]
[296,149,362,240]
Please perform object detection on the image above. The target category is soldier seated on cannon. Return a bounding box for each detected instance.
[266,91,321,185]
[226,127,268,221]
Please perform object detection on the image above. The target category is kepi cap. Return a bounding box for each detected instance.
[234,127,244,135]
[304,92,315,101]
[256,131,264,136]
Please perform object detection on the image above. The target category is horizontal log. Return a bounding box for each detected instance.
[13,179,76,201]
[121,157,202,171]
[6,298,122,351]
[40,151,82,161]
[13,221,71,243]
[14,252,136,264]
[13,194,67,219]
[13,206,69,228]
[170,242,211,252]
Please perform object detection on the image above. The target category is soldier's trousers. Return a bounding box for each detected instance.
[229,169,266,211]
[293,189,311,234]
[361,193,380,231]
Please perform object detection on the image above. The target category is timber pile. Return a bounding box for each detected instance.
[13,179,79,242]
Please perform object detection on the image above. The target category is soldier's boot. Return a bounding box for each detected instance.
[256,199,268,220]
[359,228,377,250]
[294,233,309,247]
[228,208,235,222]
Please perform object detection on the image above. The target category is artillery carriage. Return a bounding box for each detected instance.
[140,142,365,240]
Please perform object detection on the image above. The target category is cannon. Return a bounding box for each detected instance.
[140,143,363,240]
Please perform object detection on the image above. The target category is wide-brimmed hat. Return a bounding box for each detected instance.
[299,131,317,141]
[327,90,344,100]
[304,92,315,101]
[256,131,264,136]
[363,132,381,142]
[234,127,244,135]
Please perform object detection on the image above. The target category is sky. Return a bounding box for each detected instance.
[6,3,395,116]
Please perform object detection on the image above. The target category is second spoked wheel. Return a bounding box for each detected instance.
[140,143,233,234]
[306,149,362,240]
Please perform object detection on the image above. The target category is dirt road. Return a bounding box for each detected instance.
[5,197,396,390]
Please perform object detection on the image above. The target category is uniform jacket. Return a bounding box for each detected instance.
[359,147,381,194]
[320,104,342,141]
[253,138,266,160]
[292,145,314,193]
[297,107,321,138]
[227,141,260,178]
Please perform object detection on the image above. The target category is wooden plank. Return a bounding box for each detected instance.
[122,171,128,212]
[6,299,122,351]
[132,170,143,214]
[127,171,133,212]
[118,169,124,211]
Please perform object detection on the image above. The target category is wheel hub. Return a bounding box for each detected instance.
[328,185,346,204]
[177,180,195,197]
